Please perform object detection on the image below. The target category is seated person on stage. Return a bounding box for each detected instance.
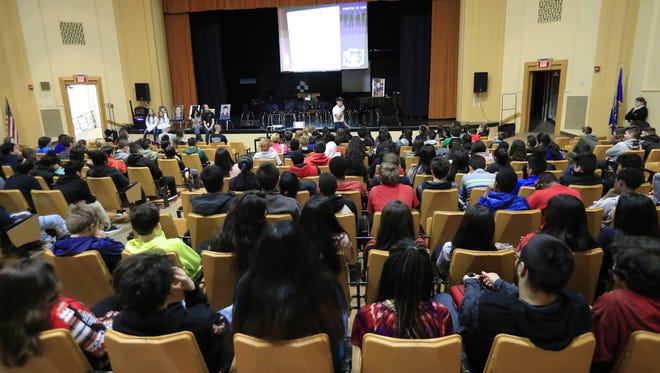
[126,142,178,201]
[36,136,53,153]
[4,158,42,209]
[590,167,645,229]
[527,172,582,214]
[269,133,288,155]
[183,138,210,166]
[288,150,319,178]
[477,168,530,215]
[560,152,601,186]
[459,155,495,210]
[329,156,366,200]
[209,124,228,145]
[51,203,124,272]
[460,234,591,372]
[318,173,357,216]
[139,138,160,163]
[417,157,453,201]
[229,155,258,192]
[256,163,302,219]
[112,253,233,373]
[125,203,202,278]
[591,236,660,372]
[54,161,120,233]
[191,166,236,216]
[303,140,331,167]
[253,138,282,166]
[367,162,419,214]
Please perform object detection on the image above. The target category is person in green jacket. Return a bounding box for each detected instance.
[125,203,201,279]
[183,138,210,166]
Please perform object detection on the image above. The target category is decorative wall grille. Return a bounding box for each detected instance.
[60,22,85,45]
[538,0,562,24]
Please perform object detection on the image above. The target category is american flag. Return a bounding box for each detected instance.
[5,99,18,144]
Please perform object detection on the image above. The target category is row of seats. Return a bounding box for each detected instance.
[15,327,657,373]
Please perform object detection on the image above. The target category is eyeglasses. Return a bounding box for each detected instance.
[514,251,522,262]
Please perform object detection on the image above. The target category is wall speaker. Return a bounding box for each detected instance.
[135,83,150,102]
[473,72,488,93]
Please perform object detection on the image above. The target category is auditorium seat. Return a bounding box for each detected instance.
[585,207,604,239]
[159,213,187,239]
[510,161,527,172]
[569,184,604,207]
[158,158,185,186]
[339,189,363,218]
[200,251,237,310]
[494,209,542,246]
[31,189,69,218]
[188,213,226,250]
[593,145,612,160]
[295,190,310,207]
[34,176,50,190]
[613,331,660,373]
[233,333,334,373]
[365,249,389,305]
[468,187,488,206]
[43,250,113,307]
[447,249,515,287]
[266,214,293,224]
[105,330,208,373]
[372,210,420,239]
[517,186,535,198]
[182,153,204,171]
[566,248,604,304]
[420,189,459,224]
[360,333,462,373]
[335,213,358,264]
[483,333,596,373]
[0,189,30,213]
[425,211,464,251]
[646,149,660,162]
[180,191,204,219]
[1,165,14,178]
[127,167,164,200]
[412,174,434,191]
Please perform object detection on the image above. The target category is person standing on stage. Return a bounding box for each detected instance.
[332,97,349,132]
[201,104,215,144]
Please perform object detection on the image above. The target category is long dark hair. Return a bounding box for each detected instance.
[376,239,436,339]
[541,195,596,251]
[232,221,344,350]
[452,205,496,251]
[214,148,235,177]
[0,259,60,367]
[614,193,660,238]
[509,140,527,161]
[412,145,435,176]
[209,192,267,277]
[375,200,416,251]
[344,138,368,175]
[538,133,562,159]
[299,197,346,274]
[448,150,469,182]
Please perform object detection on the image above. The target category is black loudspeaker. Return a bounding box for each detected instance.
[473,72,488,93]
[135,83,150,102]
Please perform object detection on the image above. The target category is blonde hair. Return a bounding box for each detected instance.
[259,138,272,151]
[300,135,309,146]
[294,130,303,139]
[270,133,280,143]
[66,203,99,234]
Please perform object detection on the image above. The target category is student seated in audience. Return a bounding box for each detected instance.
[3,158,41,209]
[371,152,411,187]
[209,124,228,144]
[318,173,357,216]
[300,196,351,274]
[190,166,235,215]
[640,126,660,158]
[174,129,188,146]
[591,236,660,372]
[255,163,301,219]
[527,172,582,216]
[303,140,331,167]
[441,125,462,148]
[516,194,596,253]
[53,134,67,154]
[36,136,53,153]
[111,253,232,373]
[485,147,510,173]
[113,139,130,162]
[213,148,239,178]
[57,136,73,159]
[605,126,641,164]
[288,150,319,178]
[0,205,69,248]
[87,150,132,193]
[232,221,345,371]
[569,126,599,160]
[329,156,366,201]
[278,171,301,198]
[51,203,124,272]
[525,135,538,153]
[367,162,419,214]
[33,152,62,188]
[268,133,287,155]
[560,152,601,186]
[0,258,110,369]
[138,138,160,163]
[229,155,258,192]
[470,141,493,164]
[299,134,313,154]
[477,168,530,215]
[514,149,548,194]
[207,192,267,277]
[538,133,564,160]
[460,234,591,373]
[182,138,210,166]
[591,167,645,228]
[126,142,178,201]
[343,137,369,180]
[365,200,426,265]
[459,155,495,210]
[54,161,120,233]
[0,142,18,170]
[125,203,202,279]
[101,146,126,174]
[508,139,527,161]
[417,157,453,201]
[164,146,200,188]
[434,205,497,277]
[407,144,435,182]
[352,239,453,347]
[253,137,282,165]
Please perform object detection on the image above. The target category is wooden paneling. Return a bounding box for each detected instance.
[428,0,460,119]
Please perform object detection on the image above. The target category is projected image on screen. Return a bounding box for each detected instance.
[278,2,368,72]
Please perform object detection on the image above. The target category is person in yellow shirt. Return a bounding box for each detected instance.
[125,203,201,279]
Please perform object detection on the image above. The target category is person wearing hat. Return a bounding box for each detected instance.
[332,97,350,132]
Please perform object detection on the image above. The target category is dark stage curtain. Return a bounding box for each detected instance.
[399,0,431,117]
[190,12,228,109]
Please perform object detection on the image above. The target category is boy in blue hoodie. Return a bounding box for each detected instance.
[52,203,124,272]
[477,167,530,215]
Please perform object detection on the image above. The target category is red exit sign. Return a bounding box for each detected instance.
[538,59,549,68]
[75,74,87,83]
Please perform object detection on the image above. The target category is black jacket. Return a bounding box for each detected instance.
[4,174,41,208]
[559,172,603,187]
[126,154,163,180]
[33,161,56,188]
[624,106,648,122]
[87,165,130,191]
[190,193,236,216]
[53,174,96,204]
[113,286,233,373]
